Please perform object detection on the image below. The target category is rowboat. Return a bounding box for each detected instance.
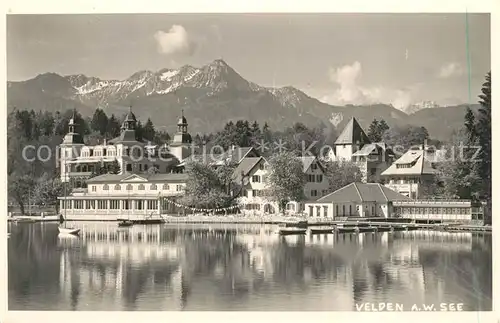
[310,227,334,234]
[58,226,80,235]
[118,220,134,227]
[277,227,307,235]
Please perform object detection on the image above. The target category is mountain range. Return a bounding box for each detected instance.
[7,59,476,141]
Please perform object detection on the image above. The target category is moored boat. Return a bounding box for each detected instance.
[310,227,334,234]
[14,218,37,223]
[277,227,307,235]
[58,226,80,235]
[334,226,357,233]
[118,220,134,227]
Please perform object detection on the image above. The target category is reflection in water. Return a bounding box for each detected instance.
[8,222,492,311]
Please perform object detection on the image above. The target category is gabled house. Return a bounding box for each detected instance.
[233,155,330,215]
[381,144,440,199]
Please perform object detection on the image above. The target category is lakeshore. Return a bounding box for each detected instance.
[7,213,492,233]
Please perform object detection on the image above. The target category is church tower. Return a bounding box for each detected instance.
[60,109,85,182]
[170,110,193,161]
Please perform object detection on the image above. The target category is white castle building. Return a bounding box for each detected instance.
[59,108,193,188]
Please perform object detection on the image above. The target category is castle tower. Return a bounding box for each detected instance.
[60,109,85,182]
[170,110,193,161]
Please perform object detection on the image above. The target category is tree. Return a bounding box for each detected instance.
[136,120,144,141]
[32,173,64,212]
[143,118,156,142]
[154,130,171,144]
[180,161,235,209]
[476,71,491,222]
[90,108,109,135]
[476,72,491,197]
[106,114,121,138]
[367,119,390,142]
[438,110,481,199]
[38,111,55,136]
[323,161,364,192]
[382,124,429,150]
[8,174,35,215]
[266,151,306,212]
[107,159,121,174]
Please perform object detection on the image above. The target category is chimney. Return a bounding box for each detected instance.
[103,138,107,146]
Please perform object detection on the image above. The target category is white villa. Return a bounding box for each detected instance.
[326,117,394,183]
[381,142,441,199]
[60,108,193,188]
[234,155,330,215]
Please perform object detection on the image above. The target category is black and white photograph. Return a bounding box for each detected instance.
[3,5,494,316]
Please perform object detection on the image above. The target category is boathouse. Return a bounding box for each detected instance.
[304,182,412,218]
[58,172,188,220]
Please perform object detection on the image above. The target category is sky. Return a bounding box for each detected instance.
[7,13,490,108]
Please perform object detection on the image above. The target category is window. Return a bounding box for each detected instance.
[139,164,143,171]
[126,164,132,171]
[311,163,317,170]
[91,185,96,192]
[252,190,258,197]
[349,205,352,215]
[252,175,261,183]
[147,200,158,210]
[176,185,183,192]
[103,184,109,191]
[342,205,346,215]
[138,184,145,190]
[259,163,265,170]
[110,200,119,209]
[144,164,149,171]
[98,200,107,209]
[126,184,133,191]
[150,184,157,190]
[136,200,144,210]
[114,184,121,190]
[74,200,84,209]
[316,174,323,182]
[85,200,95,209]
[311,190,318,197]
[323,206,328,218]
[123,200,130,210]
[163,183,169,190]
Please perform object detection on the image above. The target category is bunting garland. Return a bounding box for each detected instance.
[161,197,241,213]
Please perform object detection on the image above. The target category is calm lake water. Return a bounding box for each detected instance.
[8,222,492,311]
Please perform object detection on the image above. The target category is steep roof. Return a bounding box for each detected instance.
[314,182,412,203]
[297,156,325,172]
[381,148,438,176]
[232,157,265,183]
[335,117,371,145]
